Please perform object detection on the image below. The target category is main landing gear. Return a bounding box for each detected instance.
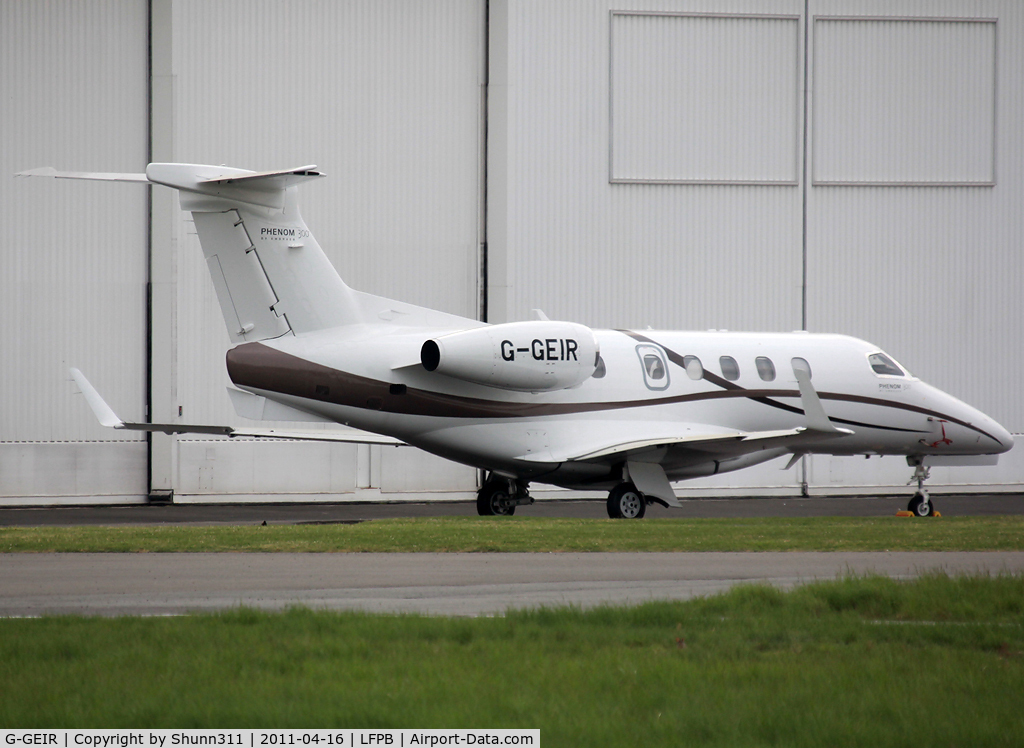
[476,475,534,516]
[907,458,935,517]
[607,482,646,519]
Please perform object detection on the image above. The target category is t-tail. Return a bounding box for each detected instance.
[18,163,365,342]
[148,163,363,341]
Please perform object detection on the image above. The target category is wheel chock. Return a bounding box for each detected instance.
[895,510,942,517]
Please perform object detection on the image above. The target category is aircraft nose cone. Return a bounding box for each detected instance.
[993,423,1014,453]
[976,413,1014,454]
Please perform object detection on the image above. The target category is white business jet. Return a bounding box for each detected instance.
[20,163,1013,518]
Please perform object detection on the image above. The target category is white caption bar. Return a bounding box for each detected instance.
[2,731,539,748]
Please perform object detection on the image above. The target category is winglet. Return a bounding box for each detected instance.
[70,367,404,444]
[794,368,851,436]
[69,368,125,429]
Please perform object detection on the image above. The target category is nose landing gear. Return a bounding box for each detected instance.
[907,458,935,517]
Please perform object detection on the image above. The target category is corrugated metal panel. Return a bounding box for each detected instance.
[611,12,800,184]
[0,0,148,443]
[171,0,485,427]
[496,0,804,332]
[806,0,1024,434]
[495,0,1022,497]
[813,17,996,184]
[165,0,485,430]
[165,0,485,496]
[5,0,1021,503]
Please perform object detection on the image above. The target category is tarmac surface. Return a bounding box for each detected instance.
[3,551,1022,618]
[2,494,1021,617]
[1,493,1021,526]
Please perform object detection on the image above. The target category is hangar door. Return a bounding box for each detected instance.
[159,0,487,501]
[490,0,1020,496]
[0,1,149,505]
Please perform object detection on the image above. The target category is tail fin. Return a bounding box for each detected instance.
[145,163,362,341]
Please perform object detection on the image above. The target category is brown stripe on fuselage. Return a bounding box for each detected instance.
[225,341,997,442]
[226,342,802,419]
[618,330,999,442]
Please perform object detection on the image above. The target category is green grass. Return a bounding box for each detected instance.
[1,516,1023,552]
[1,573,1022,745]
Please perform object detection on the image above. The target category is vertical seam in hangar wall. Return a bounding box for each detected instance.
[148,0,176,499]
[799,0,811,495]
[480,0,490,323]
[800,0,810,332]
[478,0,491,491]
[145,0,154,494]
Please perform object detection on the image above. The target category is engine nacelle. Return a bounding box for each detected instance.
[421,321,600,392]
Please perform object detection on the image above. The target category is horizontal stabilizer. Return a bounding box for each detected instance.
[16,167,148,182]
[200,165,323,188]
[145,163,324,210]
[71,369,404,446]
[16,164,325,211]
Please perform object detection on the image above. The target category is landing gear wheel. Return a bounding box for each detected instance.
[908,492,934,517]
[907,459,936,517]
[607,483,646,519]
[477,480,516,516]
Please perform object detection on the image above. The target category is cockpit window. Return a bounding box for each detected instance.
[719,356,740,381]
[755,356,776,381]
[868,352,904,377]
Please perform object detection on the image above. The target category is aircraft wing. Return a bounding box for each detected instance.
[520,369,852,465]
[517,422,842,465]
[560,426,809,462]
[69,368,405,446]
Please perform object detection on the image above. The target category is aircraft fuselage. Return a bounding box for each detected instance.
[227,326,1012,490]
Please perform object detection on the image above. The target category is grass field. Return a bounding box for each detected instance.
[1,573,1022,745]
[1,515,1023,553]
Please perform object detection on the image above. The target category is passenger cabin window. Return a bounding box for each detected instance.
[683,355,703,381]
[719,356,740,381]
[868,352,904,377]
[755,356,776,381]
[644,355,665,380]
[635,345,670,391]
[791,357,812,379]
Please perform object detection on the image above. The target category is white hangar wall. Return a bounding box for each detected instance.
[488,0,1024,497]
[804,3,1024,494]
[2,0,1022,505]
[160,0,485,502]
[0,1,150,504]
[1,0,486,505]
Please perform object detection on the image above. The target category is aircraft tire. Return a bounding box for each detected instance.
[477,482,516,516]
[607,483,646,519]
[908,493,934,517]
